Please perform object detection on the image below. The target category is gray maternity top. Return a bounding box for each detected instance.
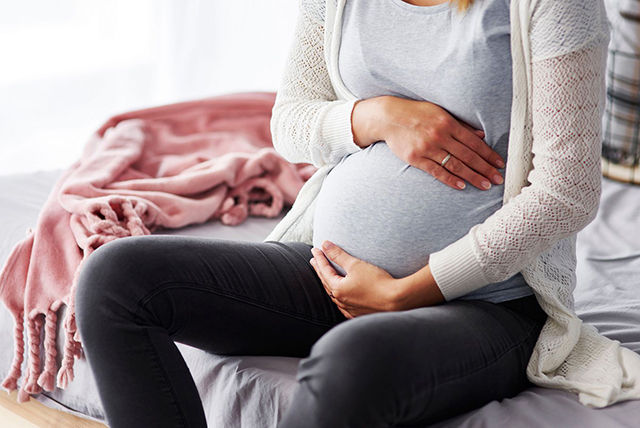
[312,0,533,303]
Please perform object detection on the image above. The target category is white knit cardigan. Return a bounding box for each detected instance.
[264,0,640,408]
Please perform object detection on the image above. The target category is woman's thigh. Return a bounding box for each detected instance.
[75,235,348,428]
[278,296,545,428]
[76,234,348,356]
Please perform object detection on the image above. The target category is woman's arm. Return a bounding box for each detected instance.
[394,0,612,303]
[273,0,505,192]
[390,41,609,306]
[426,41,609,301]
[270,0,364,167]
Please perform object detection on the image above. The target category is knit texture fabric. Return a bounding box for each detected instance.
[264,0,640,407]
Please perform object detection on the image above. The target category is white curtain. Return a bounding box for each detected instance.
[0,0,298,174]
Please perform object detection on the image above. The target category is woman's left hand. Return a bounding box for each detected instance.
[309,240,403,319]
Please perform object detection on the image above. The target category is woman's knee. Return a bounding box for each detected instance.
[75,237,150,332]
[295,313,410,418]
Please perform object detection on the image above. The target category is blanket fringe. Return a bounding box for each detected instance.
[121,199,147,235]
[1,300,79,402]
[1,311,25,391]
[57,289,82,389]
[37,305,59,391]
[57,262,87,389]
[23,314,44,395]
[17,368,32,402]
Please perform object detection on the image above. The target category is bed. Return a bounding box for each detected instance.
[1,168,640,427]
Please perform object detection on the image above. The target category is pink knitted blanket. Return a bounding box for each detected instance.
[0,91,316,402]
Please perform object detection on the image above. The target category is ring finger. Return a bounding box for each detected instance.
[435,149,493,190]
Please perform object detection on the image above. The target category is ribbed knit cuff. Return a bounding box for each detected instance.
[428,233,489,301]
[321,99,361,162]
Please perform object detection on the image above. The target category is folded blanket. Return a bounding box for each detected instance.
[0,91,316,402]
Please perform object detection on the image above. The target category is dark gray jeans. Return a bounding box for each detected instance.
[74,234,547,428]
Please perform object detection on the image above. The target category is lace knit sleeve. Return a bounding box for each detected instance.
[428,42,608,300]
[270,0,361,168]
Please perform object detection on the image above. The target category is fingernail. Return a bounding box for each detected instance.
[456,181,466,189]
[322,240,334,250]
[309,258,314,265]
[496,159,505,168]
[493,174,504,184]
[481,180,491,189]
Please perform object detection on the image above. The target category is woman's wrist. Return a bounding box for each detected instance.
[351,95,390,149]
[392,264,446,310]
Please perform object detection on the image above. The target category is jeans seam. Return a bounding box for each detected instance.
[141,327,189,428]
[135,280,338,328]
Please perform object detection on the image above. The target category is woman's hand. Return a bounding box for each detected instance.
[309,241,403,319]
[351,95,505,191]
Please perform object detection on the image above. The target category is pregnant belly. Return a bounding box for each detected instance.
[312,141,504,278]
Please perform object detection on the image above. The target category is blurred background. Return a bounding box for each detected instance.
[2,1,638,182]
[0,0,297,175]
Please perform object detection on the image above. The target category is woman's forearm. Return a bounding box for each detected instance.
[351,96,390,149]
[394,264,446,310]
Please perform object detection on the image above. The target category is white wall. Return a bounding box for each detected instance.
[0,0,298,175]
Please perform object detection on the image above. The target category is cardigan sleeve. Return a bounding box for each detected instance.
[428,40,609,301]
[270,0,362,168]
[428,0,612,300]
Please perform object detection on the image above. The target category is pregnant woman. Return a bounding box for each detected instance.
[74,0,624,427]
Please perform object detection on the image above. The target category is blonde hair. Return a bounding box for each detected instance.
[452,0,474,11]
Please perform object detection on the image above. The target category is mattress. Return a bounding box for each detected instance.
[1,169,640,427]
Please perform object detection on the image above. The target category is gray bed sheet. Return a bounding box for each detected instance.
[1,169,639,427]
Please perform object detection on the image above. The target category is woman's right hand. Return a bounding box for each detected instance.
[351,95,505,190]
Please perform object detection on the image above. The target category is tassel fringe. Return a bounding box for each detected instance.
[57,277,83,389]
[1,298,83,402]
[17,368,32,403]
[37,304,60,391]
[23,314,43,395]
[56,316,79,389]
[1,311,25,391]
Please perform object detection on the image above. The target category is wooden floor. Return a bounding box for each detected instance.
[0,391,107,428]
